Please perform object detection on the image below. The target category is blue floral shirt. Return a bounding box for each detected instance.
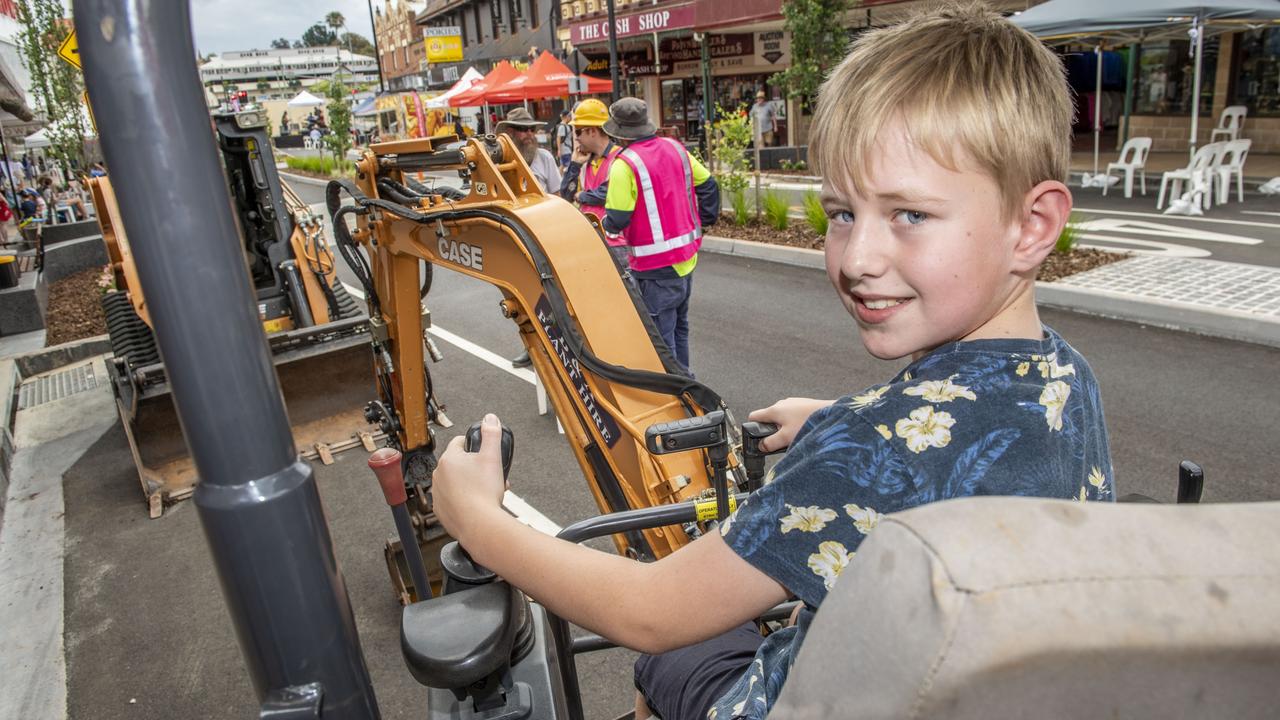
[709,327,1113,719]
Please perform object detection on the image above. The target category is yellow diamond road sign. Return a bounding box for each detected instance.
[58,30,81,70]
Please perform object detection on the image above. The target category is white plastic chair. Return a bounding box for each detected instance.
[1210,105,1247,143]
[1158,143,1223,210]
[1103,136,1152,198]
[1211,138,1251,204]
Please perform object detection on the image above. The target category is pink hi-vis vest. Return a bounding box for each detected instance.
[615,137,702,272]
[580,144,622,246]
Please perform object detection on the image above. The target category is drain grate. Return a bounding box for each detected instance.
[18,363,99,409]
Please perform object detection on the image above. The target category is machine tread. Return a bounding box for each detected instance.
[101,291,161,372]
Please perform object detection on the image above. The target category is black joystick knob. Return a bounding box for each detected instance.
[464,420,515,480]
[741,421,782,492]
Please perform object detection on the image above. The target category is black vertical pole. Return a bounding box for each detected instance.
[605,0,620,101]
[0,125,17,196]
[367,0,386,93]
[73,2,381,718]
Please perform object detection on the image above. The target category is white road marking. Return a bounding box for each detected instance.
[1075,206,1280,229]
[1074,217,1262,245]
[1077,234,1211,258]
[340,283,560,534]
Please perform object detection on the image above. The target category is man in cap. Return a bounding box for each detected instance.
[497,107,562,194]
[499,108,564,369]
[558,99,626,261]
[602,97,719,374]
[554,109,574,168]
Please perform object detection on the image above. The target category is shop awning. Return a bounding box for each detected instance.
[484,51,612,104]
[1011,0,1280,41]
[1012,0,1280,173]
[449,61,522,107]
[426,67,485,109]
[352,96,378,117]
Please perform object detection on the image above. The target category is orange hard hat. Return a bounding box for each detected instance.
[569,99,609,128]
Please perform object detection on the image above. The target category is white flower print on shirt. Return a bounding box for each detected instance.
[903,375,977,403]
[808,540,852,590]
[844,503,883,534]
[895,406,956,453]
[1039,380,1071,431]
[779,505,837,534]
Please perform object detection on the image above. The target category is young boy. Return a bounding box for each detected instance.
[429,4,1113,720]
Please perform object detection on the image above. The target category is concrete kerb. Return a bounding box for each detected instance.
[700,233,1280,350]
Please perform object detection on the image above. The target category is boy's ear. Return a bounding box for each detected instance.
[1012,180,1072,273]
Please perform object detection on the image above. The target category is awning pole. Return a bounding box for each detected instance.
[1189,16,1204,160]
[1122,38,1139,146]
[1093,44,1103,176]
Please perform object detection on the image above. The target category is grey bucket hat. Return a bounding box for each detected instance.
[496,107,543,133]
[603,97,656,140]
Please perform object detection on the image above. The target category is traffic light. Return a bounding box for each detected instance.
[237,90,248,102]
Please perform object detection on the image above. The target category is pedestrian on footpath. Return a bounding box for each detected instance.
[602,97,720,374]
[554,109,574,168]
[750,90,778,148]
[557,99,625,262]
[500,107,563,369]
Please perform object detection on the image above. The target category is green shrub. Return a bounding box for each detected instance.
[711,106,752,197]
[762,189,790,231]
[730,187,750,226]
[1056,212,1081,254]
[284,154,349,176]
[802,190,828,236]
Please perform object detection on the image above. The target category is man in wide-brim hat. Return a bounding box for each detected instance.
[600,97,720,375]
[496,107,561,195]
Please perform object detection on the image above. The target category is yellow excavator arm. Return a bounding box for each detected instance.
[331,133,738,567]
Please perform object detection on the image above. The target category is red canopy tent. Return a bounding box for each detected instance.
[449,60,522,108]
[483,51,611,105]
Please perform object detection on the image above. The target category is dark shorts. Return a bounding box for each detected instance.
[633,623,762,720]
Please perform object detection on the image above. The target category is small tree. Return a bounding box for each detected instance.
[15,0,89,179]
[769,0,850,112]
[270,37,292,49]
[710,106,753,224]
[320,76,353,174]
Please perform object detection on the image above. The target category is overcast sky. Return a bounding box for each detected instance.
[190,0,378,56]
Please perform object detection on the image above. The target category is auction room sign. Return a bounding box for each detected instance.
[424,26,463,63]
[570,3,695,45]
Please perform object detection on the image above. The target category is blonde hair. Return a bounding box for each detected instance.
[809,2,1071,219]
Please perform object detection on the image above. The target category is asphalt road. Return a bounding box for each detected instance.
[64,175,1277,719]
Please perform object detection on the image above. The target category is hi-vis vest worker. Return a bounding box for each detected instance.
[601,97,720,372]
[558,99,623,246]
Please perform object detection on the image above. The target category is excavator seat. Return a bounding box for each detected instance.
[772,496,1280,719]
[400,580,531,691]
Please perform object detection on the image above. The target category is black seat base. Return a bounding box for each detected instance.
[401,580,530,691]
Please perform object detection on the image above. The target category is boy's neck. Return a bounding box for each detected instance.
[911,281,1043,361]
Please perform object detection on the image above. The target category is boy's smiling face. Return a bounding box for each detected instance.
[822,118,1053,361]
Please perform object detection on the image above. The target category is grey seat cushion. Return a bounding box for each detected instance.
[771,497,1280,719]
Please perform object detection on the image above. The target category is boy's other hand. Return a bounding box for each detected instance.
[747,398,835,452]
[431,413,508,546]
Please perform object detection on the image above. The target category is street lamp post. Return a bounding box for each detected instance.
[366,0,386,94]
[605,0,620,102]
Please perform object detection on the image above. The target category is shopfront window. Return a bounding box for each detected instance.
[1233,28,1280,117]
[1135,38,1218,116]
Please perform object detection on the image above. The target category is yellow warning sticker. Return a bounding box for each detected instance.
[694,495,738,522]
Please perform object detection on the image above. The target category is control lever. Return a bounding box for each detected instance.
[741,421,783,492]
[645,411,733,522]
[438,420,515,593]
[369,447,434,601]
[1177,461,1204,504]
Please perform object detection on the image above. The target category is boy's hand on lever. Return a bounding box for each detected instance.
[748,398,835,453]
[431,413,508,549]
